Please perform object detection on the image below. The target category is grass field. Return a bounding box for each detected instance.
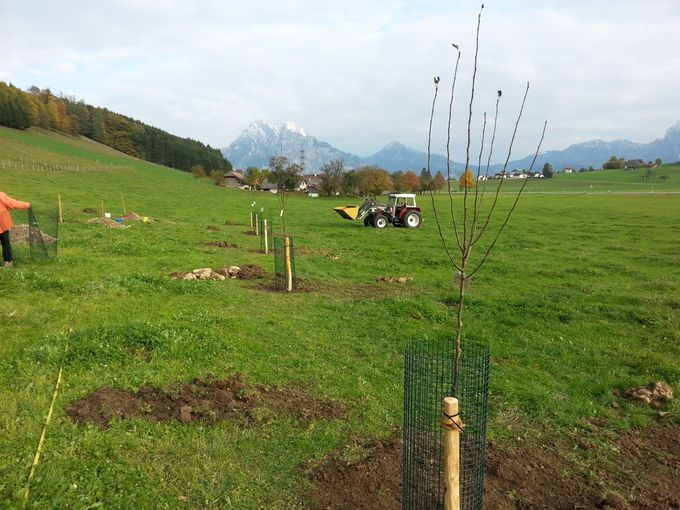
[1,127,679,508]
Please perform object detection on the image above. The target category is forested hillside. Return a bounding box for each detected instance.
[0,81,231,174]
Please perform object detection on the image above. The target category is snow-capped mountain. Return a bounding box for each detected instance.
[222,120,361,171]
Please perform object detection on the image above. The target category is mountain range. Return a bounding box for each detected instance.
[222,120,680,175]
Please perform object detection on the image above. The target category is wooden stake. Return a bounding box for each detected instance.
[101,200,104,217]
[284,237,292,292]
[250,210,254,228]
[255,214,259,236]
[57,194,63,224]
[263,219,269,254]
[121,192,126,215]
[443,397,463,510]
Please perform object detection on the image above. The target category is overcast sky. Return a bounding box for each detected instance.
[2,0,679,162]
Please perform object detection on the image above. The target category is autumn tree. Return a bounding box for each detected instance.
[245,167,264,188]
[432,171,446,192]
[458,169,475,191]
[402,170,421,192]
[191,164,206,178]
[319,158,344,196]
[356,166,393,196]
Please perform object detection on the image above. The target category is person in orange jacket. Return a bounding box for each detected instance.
[0,191,31,267]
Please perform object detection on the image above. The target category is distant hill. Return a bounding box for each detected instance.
[0,81,232,174]
[491,122,680,173]
[362,142,466,175]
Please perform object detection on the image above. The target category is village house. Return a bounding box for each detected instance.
[220,170,249,188]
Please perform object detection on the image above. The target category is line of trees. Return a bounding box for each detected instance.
[317,159,449,196]
[0,81,231,174]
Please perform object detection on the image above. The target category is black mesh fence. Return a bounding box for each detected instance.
[259,216,273,254]
[11,206,59,262]
[403,338,490,510]
[273,236,296,291]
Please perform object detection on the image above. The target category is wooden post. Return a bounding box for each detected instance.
[250,210,254,228]
[263,219,269,254]
[442,397,463,510]
[255,214,259,236]
[284,237,292,292]
[101,201,104,217]
[121,192,127,215]
[57,194,63,224]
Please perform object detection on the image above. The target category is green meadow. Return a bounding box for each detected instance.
[1,127,679,508]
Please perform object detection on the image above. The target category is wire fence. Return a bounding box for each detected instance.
[11,206,59,263]
[403,338,490,510]
[273,236,297,291]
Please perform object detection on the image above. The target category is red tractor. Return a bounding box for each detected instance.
[334,193,423,228]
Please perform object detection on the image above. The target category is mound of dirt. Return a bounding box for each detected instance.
[238,263,266,280]
[65,373,344,429]
[10,224,58,244]
[304,425,680,510]
[121,212,148,221]
[87,217,130,229]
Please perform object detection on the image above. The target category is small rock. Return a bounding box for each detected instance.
[192,268,213,279]
[182,273,198,281]
[210,272,226,281]
[227,265,241,277]
[397,277,409,283]
[179,405,193,423]
[648,381,673,400]
[215,267,230,277]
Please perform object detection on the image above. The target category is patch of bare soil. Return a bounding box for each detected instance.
[250,278,415,299]
[304,425,680,510]
[65,373,345,429]
[305,438,402,510]
[201,240,240,249]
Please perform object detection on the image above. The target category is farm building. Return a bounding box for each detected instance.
[220,171,249,188]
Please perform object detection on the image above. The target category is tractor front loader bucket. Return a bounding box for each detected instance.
[333,205,360,220]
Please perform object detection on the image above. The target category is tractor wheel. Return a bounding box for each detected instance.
[373,214,388,229]
[404,211,422,228]
[364,215,373,227]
